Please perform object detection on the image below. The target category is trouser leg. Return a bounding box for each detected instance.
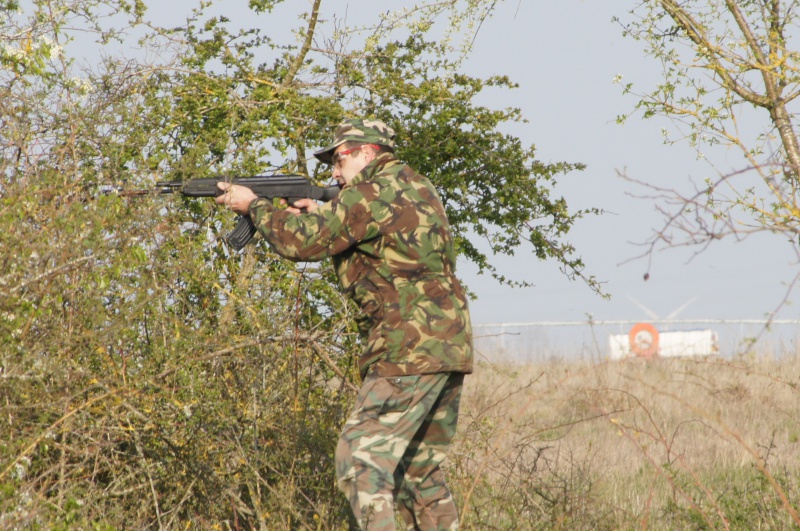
[395,373,463,531]
[335,372,460,530]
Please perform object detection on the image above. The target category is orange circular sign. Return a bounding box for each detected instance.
[629,323,659,359]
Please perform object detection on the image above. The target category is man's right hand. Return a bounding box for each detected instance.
[285,198,320,215]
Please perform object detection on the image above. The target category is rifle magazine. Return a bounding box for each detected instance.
[226,215,258,251]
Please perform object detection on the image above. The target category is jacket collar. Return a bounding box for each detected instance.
[348,153,399,187]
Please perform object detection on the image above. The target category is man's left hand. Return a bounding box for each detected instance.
[215,182,258,215]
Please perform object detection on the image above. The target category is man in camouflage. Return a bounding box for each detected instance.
[216,118,473,530]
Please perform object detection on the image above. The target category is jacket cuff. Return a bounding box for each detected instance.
[248,198,272,225]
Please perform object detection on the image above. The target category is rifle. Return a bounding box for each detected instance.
[154,175,339,251]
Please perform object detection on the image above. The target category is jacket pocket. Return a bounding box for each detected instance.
[378,375,420,415]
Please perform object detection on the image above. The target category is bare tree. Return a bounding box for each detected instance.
[616,0,800,300]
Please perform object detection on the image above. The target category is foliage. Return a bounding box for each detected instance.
[615,1,800,292]
[0,0,596,527]
[660,465,800,530]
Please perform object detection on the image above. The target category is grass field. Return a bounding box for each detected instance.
[450,352,800,529]
[3,336,799,529]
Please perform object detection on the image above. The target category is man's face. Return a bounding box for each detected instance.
[331,144,375,187]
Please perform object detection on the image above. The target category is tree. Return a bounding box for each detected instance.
[616,1,800,308]
[0,0,597,527]
[151,0,600,287]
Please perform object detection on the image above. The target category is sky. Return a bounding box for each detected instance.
[79,0,800,351]
[453,1,800,330]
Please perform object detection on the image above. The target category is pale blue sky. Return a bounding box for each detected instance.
[456,1,799,328]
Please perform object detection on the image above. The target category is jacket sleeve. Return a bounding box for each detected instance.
[249,183,383,261]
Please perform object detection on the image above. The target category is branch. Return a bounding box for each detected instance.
[659,0,770,107]
[723,0,800,177]
[152,331,357,395]
[0,387,120,482]
[0,256,94,298]
[658,1,800,178]
[282,0,321,87]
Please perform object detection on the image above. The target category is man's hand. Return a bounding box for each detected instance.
[215,182,258,215]
[215,182,321,215]
[285,198,320,215]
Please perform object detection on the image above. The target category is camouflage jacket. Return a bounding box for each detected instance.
[249,154,473,378]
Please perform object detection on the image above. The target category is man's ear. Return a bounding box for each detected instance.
[363,145,378,163]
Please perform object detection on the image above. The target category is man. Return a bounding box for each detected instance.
[215,118,473,530]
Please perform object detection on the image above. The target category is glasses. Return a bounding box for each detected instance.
[332,144,379,167]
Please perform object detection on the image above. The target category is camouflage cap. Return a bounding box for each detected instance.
[313,118,396,165]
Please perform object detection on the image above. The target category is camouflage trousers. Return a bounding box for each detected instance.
[335,371,464,530]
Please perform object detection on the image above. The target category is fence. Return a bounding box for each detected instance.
[472,319,800,363]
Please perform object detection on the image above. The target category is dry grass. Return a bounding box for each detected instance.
[451,352,800,529]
